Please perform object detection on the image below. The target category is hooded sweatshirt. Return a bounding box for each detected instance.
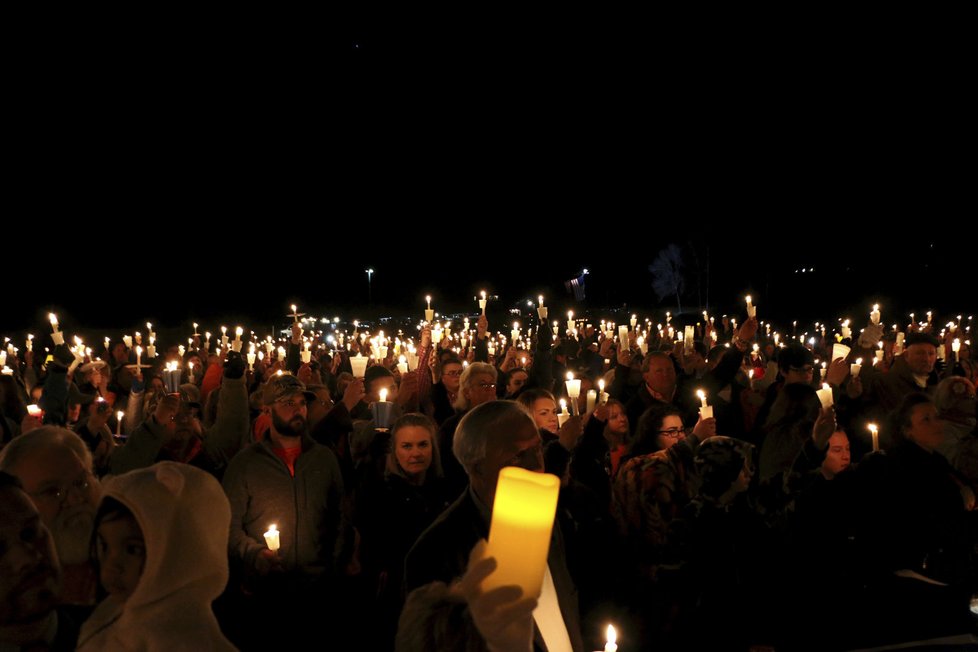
[77,462,236,651]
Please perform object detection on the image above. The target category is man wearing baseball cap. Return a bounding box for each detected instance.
[221,372,351,648]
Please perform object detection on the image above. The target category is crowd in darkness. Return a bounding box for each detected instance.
[1,296,976,651]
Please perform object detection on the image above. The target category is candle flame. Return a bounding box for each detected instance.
[868,423,878,434]
[607,625,617,645]
[379,388,388,403]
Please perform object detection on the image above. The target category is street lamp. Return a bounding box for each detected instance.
[365,268,374,304]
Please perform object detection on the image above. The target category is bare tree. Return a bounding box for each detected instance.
[649,243,685,312]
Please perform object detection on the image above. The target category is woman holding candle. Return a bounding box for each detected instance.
[357,413,451,650]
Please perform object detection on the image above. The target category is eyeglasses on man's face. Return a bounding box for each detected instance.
[29,473,92,505]
[443,370,462,377]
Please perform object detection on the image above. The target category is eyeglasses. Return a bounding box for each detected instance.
[788,365,814,374]
[657,427,690,438]
[276,398,308,409]
[476,383,496,389]
[443,370,462,377]
[29,474,92,505]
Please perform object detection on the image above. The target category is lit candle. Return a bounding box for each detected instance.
[557,399,570,427]
[301,341,312,364]
[894,332,905,355]
[350,354,368,379]
[116,411,124,437]
[263,524,280,552]
[483,467,560,599]
[618,325,629,349]
[831,342,851,364]
[26,334,33,352]
[586,389,597,413]
[135,345,142,369]
[193,322,199,336]
[868,423,879,452]
[630,314,637,329]
[952,338,961,362]
[816,383,834,409]
[147,336,157,359]
[48,313,59,333]
[567,311,575,333]
[537,295,547,320]
[598,379,609,405]
[604,624,618,652]
[425,296,434,322]
[850,357,862,378]
[870,304,881,325]
[697,389,713,419]
[745,295,755,318]
[379,388,388,403]
[291,305,299,323]
[246,352,256,370]
[511,322,520,345]
[397,355,408,375]
[479,290,487,315]
[27,404,42,418]
[220,326,229,349]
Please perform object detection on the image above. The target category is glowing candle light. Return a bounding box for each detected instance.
[870,304,880,325]
[483,467,560,600]
[745,295,755,318]
[537,295,547,320]
[116,411,124,437]
[605,624,618,652]
[557,398,570,427]
[263,524,280,551]
[850,357,862,378]
[479,290,487,315]
[697,389,713,419]
[425,296,434,322]
[868,423,879,452]
[350,353,368,379]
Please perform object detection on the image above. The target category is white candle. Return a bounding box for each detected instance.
[745,295,755,318]
[246,352,256,370]
[618,325,629,349]
[557,399,570,427]
[605,624,618,652]
[397,355,409,375]
[350,354,368,379]
[26,334,33,352]
[598,379,609,405]
[537,295,547,320]
[263,524,280,551]
[48,313,59,333]
[379,388,388,403]
[697,389,713,419]
[425,295,434,322]
[870,304,880,325]
[850,358,862,378]
[511,322,520,345]
[953,338,961,362]
[565,372,581,398]
[479,290,487,315]
[630,314,637,329]
[586,389,597,413]
[868,423,879,452]
[116,411,124,436]
[291,304,299,323]
[816,383,834,409]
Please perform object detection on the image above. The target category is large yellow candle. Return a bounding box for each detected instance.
[484,467,560,599]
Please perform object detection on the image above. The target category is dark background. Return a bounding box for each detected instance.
[4,234,971,348]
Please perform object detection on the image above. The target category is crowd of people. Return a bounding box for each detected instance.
[0,301,976,651]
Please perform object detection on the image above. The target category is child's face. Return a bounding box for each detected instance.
[96,514,145,602]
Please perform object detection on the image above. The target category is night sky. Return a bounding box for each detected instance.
[4,234,970,346]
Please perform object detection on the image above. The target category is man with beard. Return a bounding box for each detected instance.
[0,427,100,607]
[221,373,350,648]
[0,471,81,650]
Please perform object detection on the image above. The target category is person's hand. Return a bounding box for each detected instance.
[846,375,863,400]
[599,337,615,359]
[737,316,759,343]
[692,416,717,441]
[477,314,488,339]
[592,403,609,422]
[557,415,583,451]
[396,372,418,407]
[291,322,303,344]
[254,548,283,576]
[343,378,365,412]
[825,358,849,387]
[297,363,313,385]
[455,539,536,652]
[617,347,632,367]
[421,326,432,349]
[20,412,42,434]
[812,405,836,449]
